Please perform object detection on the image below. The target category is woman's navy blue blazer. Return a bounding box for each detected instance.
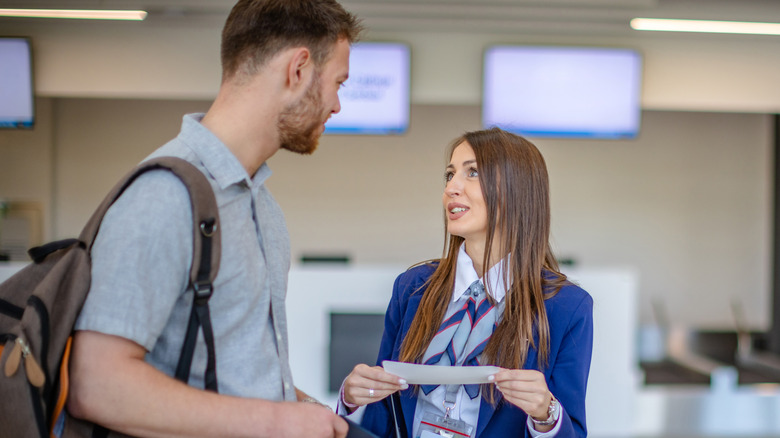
[360,263,594,438]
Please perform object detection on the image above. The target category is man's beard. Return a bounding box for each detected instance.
[279,76,324,155]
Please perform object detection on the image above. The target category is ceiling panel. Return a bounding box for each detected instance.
[0,0,778,36]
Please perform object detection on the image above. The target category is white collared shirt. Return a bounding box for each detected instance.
[411,244,561,438]
[411,244,507,438]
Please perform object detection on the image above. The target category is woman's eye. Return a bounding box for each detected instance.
[444,171,454,182]
[468,168,479,177]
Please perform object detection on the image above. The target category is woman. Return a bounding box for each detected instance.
[340,128,593,437]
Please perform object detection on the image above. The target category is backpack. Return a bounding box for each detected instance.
[0,156,222,438]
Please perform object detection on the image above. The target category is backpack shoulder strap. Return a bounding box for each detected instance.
[78,156,221,391]
[78,156,221,287]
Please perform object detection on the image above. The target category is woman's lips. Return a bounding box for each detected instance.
[447,203,469,220]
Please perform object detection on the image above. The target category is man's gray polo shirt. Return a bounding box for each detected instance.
[76,113,296,401]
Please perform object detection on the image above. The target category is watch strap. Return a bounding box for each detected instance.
[530,395,560,426]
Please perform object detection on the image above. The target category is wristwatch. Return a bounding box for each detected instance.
[302,396,334,412]
[530,395,560,427]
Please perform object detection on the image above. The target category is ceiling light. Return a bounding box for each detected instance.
[631,18,780,36]
[0,8,147,21]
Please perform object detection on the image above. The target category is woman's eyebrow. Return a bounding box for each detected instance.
[447,160,477,168]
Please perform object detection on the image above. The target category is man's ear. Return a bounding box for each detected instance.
[287,47,313,90]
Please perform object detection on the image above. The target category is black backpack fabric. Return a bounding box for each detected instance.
[0,156,221,438]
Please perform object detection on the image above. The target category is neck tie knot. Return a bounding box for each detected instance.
[420,279,497,399]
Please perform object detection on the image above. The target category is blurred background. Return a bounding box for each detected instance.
[1,0,780,436]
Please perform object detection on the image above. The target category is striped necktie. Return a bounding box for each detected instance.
[420,280,497,398]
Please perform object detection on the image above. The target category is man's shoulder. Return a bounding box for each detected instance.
[117,168,194,211]
[122,137,208,214]
[97,164,197,249]
[145,136,200,167]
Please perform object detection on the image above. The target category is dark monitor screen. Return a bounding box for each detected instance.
[329,312,385,392]
[0,37,34,129]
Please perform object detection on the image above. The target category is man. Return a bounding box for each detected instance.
[66,1,362,437]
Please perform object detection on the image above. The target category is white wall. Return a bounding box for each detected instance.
[0,98,54,240]
[285,265,641,437]
[0,7,777,331]
[0,100,771,330]
[542,110,773,330]
[275,107,773,330]
[0,11,777,434]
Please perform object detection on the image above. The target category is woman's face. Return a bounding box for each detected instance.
[443,141,489,248]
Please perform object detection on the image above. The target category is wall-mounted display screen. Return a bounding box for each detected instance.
[0,37,34,129]
[483,46,642,139]
[324,42,410,135]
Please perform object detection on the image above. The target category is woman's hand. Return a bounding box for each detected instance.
[491,369,553,421]
[343,364,408,406]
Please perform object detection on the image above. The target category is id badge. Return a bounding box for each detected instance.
[417,412,474,438]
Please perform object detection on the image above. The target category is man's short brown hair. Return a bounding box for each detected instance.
[221,0,363,81]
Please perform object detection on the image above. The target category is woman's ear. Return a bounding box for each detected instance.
[286,47,313,90]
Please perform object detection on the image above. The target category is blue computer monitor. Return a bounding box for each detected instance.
[325,42,411,135]
[483,45,642,139]
[0,37,34,129]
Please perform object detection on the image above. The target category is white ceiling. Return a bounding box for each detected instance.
[1,0,779,37]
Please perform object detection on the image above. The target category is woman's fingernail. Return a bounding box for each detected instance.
[399,379,407,385]
[487,375,495,382]
[401,384,409,390]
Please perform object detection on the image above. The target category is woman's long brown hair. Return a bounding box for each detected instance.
[399,128,568,400]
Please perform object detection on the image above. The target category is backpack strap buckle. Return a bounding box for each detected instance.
[193,281,213,304]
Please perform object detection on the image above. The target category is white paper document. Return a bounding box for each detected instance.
[382,360,500,385]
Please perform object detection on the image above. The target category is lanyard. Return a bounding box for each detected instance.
[443,384,460,419]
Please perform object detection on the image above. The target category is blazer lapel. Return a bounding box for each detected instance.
[475,393,499,437]
[476,339,540,437]
[399,389,416,437]
[399,291,425,437]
